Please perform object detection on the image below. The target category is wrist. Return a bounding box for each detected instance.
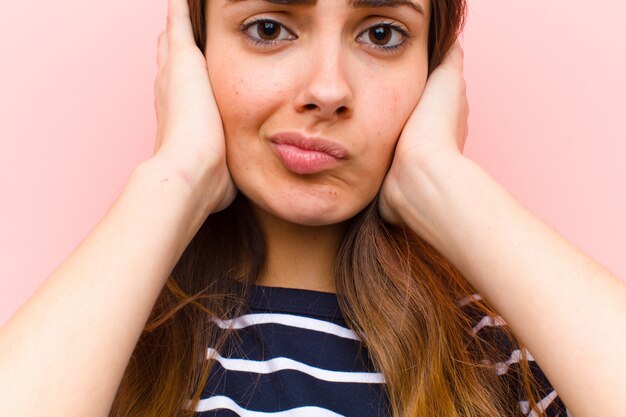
[396,151,470,250]
[126,158,218,240]
[139,153,226,207]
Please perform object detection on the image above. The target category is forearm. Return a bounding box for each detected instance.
[400,153,626,417]
[0,158,210,417]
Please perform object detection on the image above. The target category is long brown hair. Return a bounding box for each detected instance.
[110,1,548,416]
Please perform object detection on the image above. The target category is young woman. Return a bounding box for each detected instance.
[1,0,624,416]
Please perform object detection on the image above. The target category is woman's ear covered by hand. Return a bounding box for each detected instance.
[378,41,469,225]
[152,0,237,213]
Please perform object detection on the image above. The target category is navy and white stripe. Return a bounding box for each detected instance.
[459,293,571,416]
[191,286,569,417]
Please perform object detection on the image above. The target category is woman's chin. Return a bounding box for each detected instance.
[248,195,357,227]
[279,212,349,227]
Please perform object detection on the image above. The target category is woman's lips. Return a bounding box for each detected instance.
[269,132,348,175]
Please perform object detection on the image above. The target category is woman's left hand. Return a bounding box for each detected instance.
[378,42,469,225]
[379,42,626,417]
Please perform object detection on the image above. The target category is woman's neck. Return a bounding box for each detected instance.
[252,205,348,294]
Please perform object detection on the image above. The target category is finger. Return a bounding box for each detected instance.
[166,0,196,50]
[153,129,162,155]
[153,86,163,154]
[157,30,169,71]
[428,40,465,96]
[167,0,189,19]
[153,32,166,154]
[442,40,464,73]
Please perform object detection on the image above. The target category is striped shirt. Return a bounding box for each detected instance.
[192,285,570,417]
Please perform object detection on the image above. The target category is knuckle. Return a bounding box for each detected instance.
[166,14,183,32]
[166,15,176,32]
[453,74,467,92]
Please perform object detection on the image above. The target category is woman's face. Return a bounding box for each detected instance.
[205,0,430,226]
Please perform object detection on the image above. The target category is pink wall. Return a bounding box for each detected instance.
[1,1,625,325]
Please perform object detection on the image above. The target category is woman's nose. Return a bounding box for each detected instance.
[294,47,354,120]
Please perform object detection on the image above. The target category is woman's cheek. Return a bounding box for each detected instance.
[373,67,426,124]
[361,89,403,143]
[362,91,407,178]
[216,70,290,129]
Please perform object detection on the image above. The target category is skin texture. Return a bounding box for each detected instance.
[200,5,626,415]
[146,5,626,416]
[204,0,430,291]
[205,0,430,225]
[0,1,623,416]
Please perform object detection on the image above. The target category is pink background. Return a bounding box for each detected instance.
[1,1,625,326]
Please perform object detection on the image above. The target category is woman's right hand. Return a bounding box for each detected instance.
[152,0,237,213]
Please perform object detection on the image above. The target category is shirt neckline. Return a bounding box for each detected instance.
[246,284,344,321]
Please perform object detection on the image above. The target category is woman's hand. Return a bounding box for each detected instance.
[380,42,626,417]
[378,42,469,225]
[152,0,237,213]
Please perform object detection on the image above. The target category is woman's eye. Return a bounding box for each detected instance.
[357,24,409,51]
[241,19,296,46]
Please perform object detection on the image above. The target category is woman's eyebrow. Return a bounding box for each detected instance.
[350,0,424,15]
[225,0,425,16]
